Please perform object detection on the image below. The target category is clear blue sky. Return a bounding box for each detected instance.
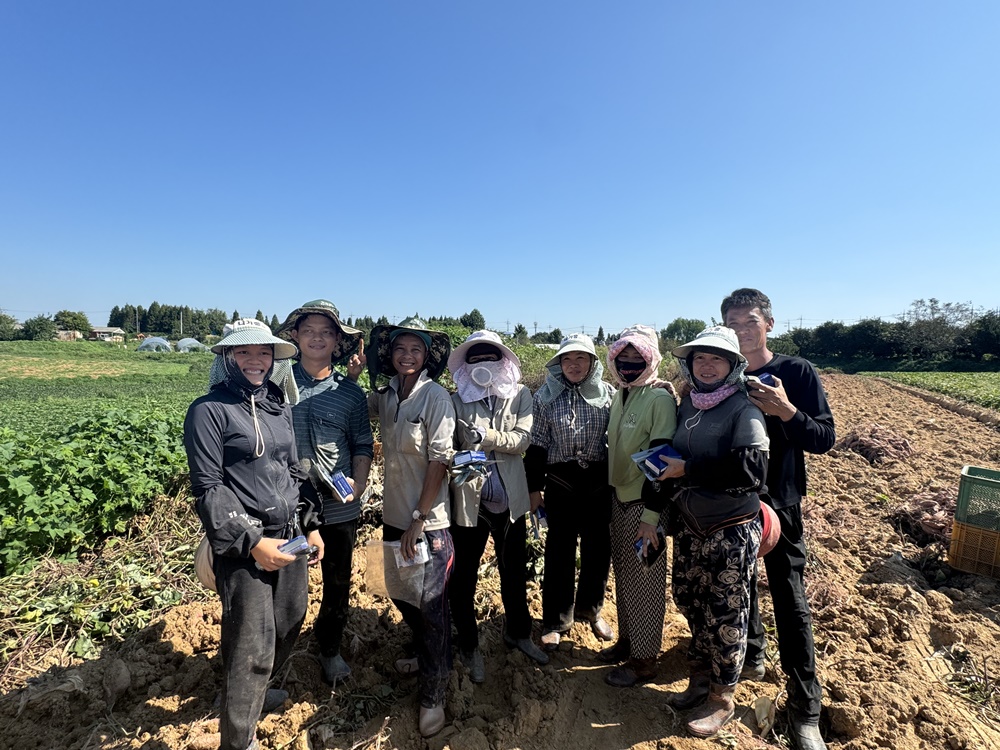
[2,1,997,337]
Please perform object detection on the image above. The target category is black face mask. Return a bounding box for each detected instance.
[222,349,275,400]
[615,356,645,383]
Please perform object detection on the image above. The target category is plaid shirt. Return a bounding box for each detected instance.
[530,385,611,464]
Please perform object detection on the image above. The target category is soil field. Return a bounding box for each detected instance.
[4,373,1000,750]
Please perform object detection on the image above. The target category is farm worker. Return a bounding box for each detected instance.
[276,299,373,686]
[651,325,769,737]
[367,317,456,738]
[723,288,836,750]
[447,330,549,684]
[183,318,325,750]
[600,324,678,687]
[275,300,373,686]
[524,333,616,652]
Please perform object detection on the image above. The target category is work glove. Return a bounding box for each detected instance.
[457,418,487,446]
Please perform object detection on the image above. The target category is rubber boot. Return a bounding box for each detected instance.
[667,665,711,710]
[605,657,657,687]
[686,683,736,738]
[597,638,631,664]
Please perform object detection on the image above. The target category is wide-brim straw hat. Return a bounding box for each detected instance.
[544,332,597,368]
[671,325,746,364]
[447,329,519,373]
[274,299,362,364]
[368,316,452,383]
[211,318,298,360]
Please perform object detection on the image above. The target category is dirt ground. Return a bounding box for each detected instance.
[4,373,1000,750]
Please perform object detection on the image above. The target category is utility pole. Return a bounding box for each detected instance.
[180,310,183,336]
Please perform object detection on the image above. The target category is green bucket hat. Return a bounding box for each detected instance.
[275,299,363,365]
[368,316,451,385]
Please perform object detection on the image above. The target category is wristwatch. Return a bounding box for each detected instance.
[412,509,428,522]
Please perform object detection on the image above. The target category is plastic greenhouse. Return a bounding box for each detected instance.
[177,338,210,352]
[136,337,173,352]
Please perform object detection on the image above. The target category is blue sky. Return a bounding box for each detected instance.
[1,2,997,338]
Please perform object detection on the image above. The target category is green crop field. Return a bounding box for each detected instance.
[0,341,211,434]
[860,371,1000,411]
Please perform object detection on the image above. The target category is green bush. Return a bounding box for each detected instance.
[0,409,187,575]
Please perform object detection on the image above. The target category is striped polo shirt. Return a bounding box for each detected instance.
[291,363,374,525]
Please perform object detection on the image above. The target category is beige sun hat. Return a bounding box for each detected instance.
[447,330,519,373]
[544,332,597,368]
[671,325,746,363]
[211,318,298,360]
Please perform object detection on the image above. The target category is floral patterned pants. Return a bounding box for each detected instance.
[671,518,761,686]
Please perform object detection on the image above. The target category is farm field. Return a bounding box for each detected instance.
[860,371,1000,412]
[0,341,211,434]
[2,349,1000,749]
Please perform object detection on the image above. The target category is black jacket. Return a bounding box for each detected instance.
[184,381,322,558]
[747,354,835,509]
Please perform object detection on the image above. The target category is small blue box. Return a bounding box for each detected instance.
[279,535,311,556]
[330,471,354,503]
[631,445,682,482]
[454,450,487,467]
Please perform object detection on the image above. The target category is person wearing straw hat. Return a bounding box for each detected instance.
[524,333,616,652]
[183,318,325,750]
[599,324,678,688]
[367,316,456,738]
[644,325,768,738]
[275,300,374,686]
[722,288,835,750]
[447,330,549,684]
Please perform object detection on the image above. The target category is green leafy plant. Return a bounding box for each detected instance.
[0,409,187,575]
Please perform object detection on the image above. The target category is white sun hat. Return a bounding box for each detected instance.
[671,325,746,363]
[447,330,519,373]
[211,318,298,360]
[544,332,597,368]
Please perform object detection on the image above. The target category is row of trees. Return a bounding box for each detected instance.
[0,310,95,341]
[4,299,997,364]
[771,301,1000,363]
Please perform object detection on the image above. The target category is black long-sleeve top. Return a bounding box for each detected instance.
[747,353,835,510]
[184,381,322,558]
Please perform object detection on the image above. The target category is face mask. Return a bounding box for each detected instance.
[615,356,645,384]
[470,361,503,387]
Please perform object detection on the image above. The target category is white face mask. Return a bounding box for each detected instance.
[470,362,500,387]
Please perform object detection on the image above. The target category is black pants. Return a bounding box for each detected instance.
[541,461,612,633]
[745,501,823,721]
[215,553,308,750]
[450,507,532,654]
[314,518,358,657]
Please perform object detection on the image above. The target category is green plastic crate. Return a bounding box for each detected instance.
[955,465,1000,530]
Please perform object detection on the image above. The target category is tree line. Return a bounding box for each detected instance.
[768,300,1000,364]
[2,299,997,366]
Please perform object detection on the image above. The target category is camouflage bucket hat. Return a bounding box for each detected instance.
[275,299,363,365]
[368,316,451,385]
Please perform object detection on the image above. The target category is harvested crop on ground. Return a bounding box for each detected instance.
[833,422,915,465]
